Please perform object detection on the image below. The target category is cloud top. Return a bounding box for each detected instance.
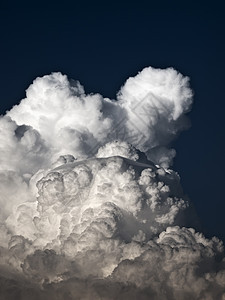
[7,66,193,167]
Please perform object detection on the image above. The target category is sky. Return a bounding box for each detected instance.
[1,1,224,241]
[0,1,225,299]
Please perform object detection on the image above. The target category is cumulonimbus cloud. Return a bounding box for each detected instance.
[0,67,224,300]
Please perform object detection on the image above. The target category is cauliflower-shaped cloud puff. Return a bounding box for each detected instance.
[0,67,224,299]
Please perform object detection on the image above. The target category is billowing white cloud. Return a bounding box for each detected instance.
[7,66,192,167]
[0,67,224,299]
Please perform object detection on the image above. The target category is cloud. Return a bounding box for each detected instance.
[0,67,224,299]
[6,66,192,167]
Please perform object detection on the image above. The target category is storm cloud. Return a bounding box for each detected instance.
[0,67,224,299]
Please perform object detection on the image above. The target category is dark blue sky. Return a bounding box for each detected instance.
[0,1,225,241]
